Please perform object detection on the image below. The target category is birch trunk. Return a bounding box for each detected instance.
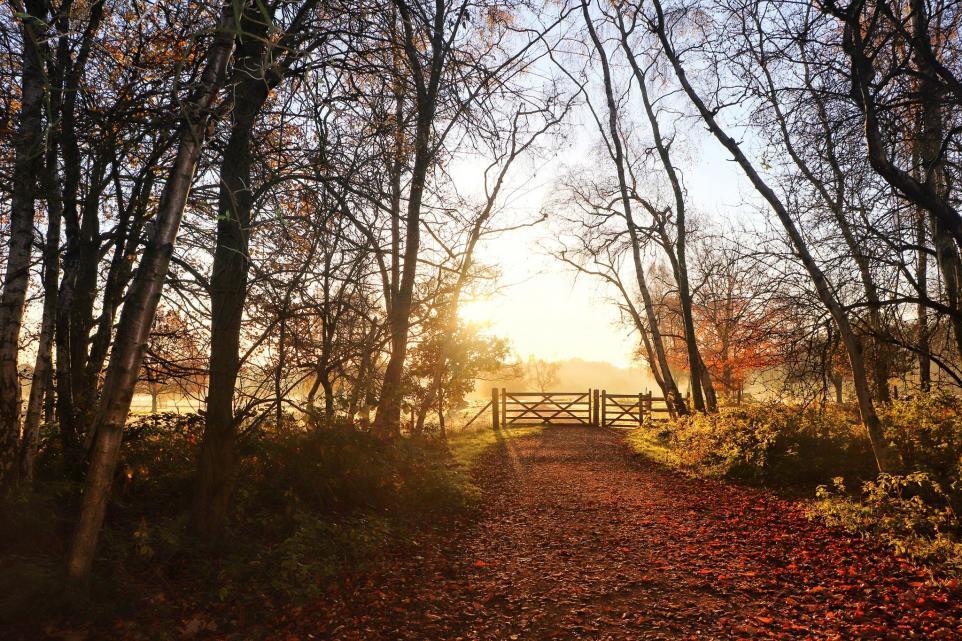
[66,6,240,579]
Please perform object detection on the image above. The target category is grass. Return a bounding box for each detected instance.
[447,425,544,469]
[625,424,679,467]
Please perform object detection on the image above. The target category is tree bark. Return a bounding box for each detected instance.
[619,24,712,411]
[52,0,105,469]
[20,126,64,485]
[834,0,962,254]
[373,0,446,437]
[66,5,240,579]
[908,3,962,367]
[191,13,271,543]
[0,0,47,487]
[914,183,931,389]
[191,0,319,540]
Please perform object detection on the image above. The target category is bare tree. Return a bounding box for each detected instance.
[67,2,244,580]
[646,0,891,469]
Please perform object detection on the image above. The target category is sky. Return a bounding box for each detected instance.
[456,123,757,370]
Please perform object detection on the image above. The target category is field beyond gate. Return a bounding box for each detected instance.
[488,389,670,428]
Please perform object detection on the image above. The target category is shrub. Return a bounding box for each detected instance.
[814,473,962,573]
[1,415,489,624]
[244,425,479,520]
[646,403,875,486]
[115,413,205,509]
[881,393,962,502]
[626,396,962,576]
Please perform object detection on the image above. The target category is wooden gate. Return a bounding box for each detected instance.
[498,390,593,426]
[601,391,673,426]
[489,389,668,428]
[602,392,647,428]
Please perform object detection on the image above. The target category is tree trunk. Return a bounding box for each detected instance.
[697,355,718,411]
[275,310,287,429]
[916,216,931,390]
[20,137,64,485]
[837,2,962,259]
[414,396,430,435]
[44,366,56,424]
[373,0,448,438]
[348,350,371,420]
[321,374,335,421]
[191,23,270,541]
[907,5,962,368]
[833,374,844,405]
[55,161,109,473]
[437,387,445,438]
[66,7,239,580]
[0,0,47,487]
[619,29,710,412]
[373,104,437,436]
[52,0,106,470]
[581,1,687,417]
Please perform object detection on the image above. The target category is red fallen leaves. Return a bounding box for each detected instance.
[255,427,962,641]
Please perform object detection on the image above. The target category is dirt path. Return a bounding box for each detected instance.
[273,427,962,640]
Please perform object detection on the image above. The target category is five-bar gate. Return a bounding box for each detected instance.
[491,388,667,428]
[499,390,592,426]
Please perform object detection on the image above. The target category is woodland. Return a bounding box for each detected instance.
[1,0,962,638]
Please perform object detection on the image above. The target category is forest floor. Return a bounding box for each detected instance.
[262,425,962,640]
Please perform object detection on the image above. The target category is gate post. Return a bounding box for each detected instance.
[492,388,500,429]
[593,389,600,426]
[601,390,607,427]
[639,392,644,426]
[501,387,507,427]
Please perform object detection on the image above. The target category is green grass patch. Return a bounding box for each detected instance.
[447,425,543,469]
[626,425,679,467]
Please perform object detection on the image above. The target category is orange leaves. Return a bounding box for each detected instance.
[201,428,962,639]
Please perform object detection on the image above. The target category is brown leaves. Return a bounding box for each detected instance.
[250,428,962,639]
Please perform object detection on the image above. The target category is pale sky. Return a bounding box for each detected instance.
[457,123,757,369]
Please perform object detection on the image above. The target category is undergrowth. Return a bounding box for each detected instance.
[626,394,962,575]
[0,415,537,629]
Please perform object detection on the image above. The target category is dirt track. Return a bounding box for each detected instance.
[272,426,962,640]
